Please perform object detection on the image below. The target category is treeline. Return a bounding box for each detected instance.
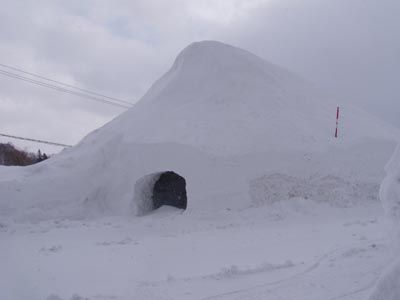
[0,143,49,166]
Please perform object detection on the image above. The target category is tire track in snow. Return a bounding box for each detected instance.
[199,238,387,300]
[327,265,385,300]
[199,247,339,300]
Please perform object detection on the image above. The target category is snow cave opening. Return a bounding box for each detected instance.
[134,171,187,215]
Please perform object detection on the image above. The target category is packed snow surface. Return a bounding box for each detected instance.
[0,41,399,300]
[0,202,394,300]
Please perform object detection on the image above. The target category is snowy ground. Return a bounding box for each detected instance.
[0,200,395,300]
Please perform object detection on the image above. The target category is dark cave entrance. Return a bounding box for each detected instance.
[152,171,187,210]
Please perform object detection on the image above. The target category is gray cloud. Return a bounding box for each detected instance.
[0,0,398,153]
[222,0,400,126]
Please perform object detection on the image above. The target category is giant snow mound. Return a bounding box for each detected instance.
[80,41,396,155]
[0,41,398,221]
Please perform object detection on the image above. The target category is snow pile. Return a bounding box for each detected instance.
[86,41,396,156]
[369,144,400,300]
[0,41,398,221]
[250,173,379,207]
[379,143,400,224]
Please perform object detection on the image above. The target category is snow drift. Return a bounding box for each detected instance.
[0,41,398,221]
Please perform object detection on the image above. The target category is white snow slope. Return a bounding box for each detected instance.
[0,41,399,300]
[0,40,397,221]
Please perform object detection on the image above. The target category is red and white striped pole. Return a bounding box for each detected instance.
[335,106,340,138]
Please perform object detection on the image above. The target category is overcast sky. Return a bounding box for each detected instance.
[0,0,399,153]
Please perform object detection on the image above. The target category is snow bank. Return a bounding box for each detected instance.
[379,143,400,225]
[369,144,400,299]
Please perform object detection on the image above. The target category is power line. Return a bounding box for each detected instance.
[0,69,131,108]
[0,133,72,148]
[0,69,131,109]
[0,62,133,106]
[0,67,133,109]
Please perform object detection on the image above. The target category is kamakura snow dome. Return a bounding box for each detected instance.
[0,41,397,220]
